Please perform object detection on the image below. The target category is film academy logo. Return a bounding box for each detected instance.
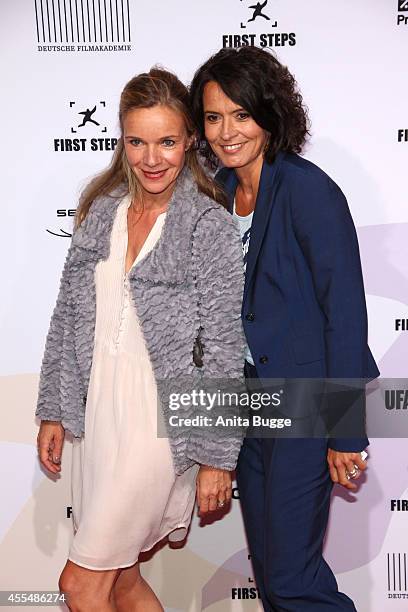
[387,553,408,599]
[53,100,118,152]
[398,0,408,25]
[222,0,296,49]
[34,0,131,52]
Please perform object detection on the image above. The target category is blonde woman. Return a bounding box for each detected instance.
[36,68,244,611]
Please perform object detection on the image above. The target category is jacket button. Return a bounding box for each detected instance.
[246,313,255,321]
[83,395,87,405]
[259,355,268,364]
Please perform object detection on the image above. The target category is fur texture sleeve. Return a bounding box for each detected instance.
[186,206,246,470]
[35,241,75,423]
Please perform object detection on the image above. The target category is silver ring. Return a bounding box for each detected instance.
[346,466,359,480]
[217,500,225,508]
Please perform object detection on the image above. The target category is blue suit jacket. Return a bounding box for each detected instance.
[216,151,380,452]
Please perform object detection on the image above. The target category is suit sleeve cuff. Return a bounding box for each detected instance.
[328,437,369,453]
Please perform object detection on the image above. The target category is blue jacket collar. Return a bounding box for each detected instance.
[217,152,284,300]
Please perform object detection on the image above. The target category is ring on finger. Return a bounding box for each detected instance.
[346,466,359,480]
[217,500,225,508]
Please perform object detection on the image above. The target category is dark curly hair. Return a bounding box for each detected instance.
[189,46,310,168]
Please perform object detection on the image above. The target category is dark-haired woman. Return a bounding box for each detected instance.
[35,68,245,611]
[190,46,379,611]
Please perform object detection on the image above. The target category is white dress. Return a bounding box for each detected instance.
[68,195,199,570]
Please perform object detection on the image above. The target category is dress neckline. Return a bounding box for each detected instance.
[122,196,167,277]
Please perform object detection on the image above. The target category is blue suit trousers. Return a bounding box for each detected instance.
[236,361,357,611]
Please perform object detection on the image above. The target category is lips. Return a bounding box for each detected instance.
[141,169,168,180]
[220,143,244,153]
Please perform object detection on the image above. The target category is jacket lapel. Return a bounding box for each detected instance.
[244,153,283,299]
[69,168,217,284]
[217,167,238,214]
[70,190,125,262]
[129,167,207,285]
[218,153,284,301]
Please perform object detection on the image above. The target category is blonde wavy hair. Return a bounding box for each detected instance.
[75,67,227,228]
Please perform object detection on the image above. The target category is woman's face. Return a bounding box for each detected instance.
[123,105,192,198]
[203,81,268,170]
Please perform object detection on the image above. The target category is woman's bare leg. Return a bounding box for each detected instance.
[113,562,163,612]
[59,559,120,611]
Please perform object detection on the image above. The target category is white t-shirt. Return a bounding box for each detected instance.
[232,199,255,366]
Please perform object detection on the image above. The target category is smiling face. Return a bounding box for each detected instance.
[202,81,268,171]
[123,104,192,199]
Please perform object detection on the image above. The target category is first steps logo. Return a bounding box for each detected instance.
[231,554,261,600]
[34,0,132,52]
[48,98,118,237]
[222,0,296,48]
[53,100,118,153]
[398,0,408,25]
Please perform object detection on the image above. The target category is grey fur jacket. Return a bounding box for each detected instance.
[35,168,246,474]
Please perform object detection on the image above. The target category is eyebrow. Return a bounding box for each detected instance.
[204,108,247,114]
[124,134,181,140]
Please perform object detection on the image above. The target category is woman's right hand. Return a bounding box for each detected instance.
[196,465,232,515]
[37,421,65,474]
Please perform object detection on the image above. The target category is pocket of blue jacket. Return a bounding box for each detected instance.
[291,333,324,364]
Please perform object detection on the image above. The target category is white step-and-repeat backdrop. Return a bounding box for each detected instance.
[1,1,407,610]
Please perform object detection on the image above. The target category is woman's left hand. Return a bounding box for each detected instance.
[327,449,367,490]
[196,466,232,515]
